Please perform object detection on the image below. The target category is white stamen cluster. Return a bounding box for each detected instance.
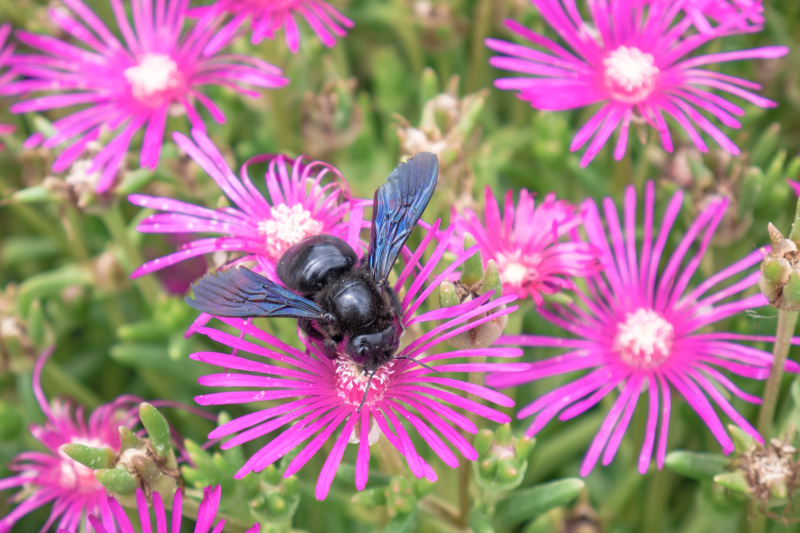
[258,204,324,259]
[334,357,394,407]
[496,252,538,287]
[613,308,674,369]
[603,46,659,103]
[124,54,183,104]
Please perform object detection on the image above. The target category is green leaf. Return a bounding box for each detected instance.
[61,443,116,469]
[383,508,417,533]
[714,471,752,494]
[116,169,155,195]
[95,465,138,496]
[468,509,495,533]
[460,233,484,286]
[664,451,730,480]
[9,186,58,204]
[494,478,584,527]
[751,122,781,168]
[139,403,171,457]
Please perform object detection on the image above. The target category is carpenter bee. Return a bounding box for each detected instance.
[186,152,439,409]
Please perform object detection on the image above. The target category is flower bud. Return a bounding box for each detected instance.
[759,222,800,310]
[473,425,534,494]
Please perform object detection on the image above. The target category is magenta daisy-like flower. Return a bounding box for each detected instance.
[1,0,288,193]
[0,23,15,148]
[73,486,260,533]
[487,181,799,477]
[0,349,138,533]
[191,217,525,500]
[130,128,352,283]
[486,0,787,166]
[193,0,354,55]
[450,186,602,304]
[638,0,764,34]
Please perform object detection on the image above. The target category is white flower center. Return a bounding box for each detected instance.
[603,46,659,103]
[124,54,183,105]
[613,309,674,369]
[258,204,324,260]
[334,357,394,407]
[496,252,539,288]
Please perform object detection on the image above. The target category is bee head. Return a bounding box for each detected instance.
[346,326,400,371]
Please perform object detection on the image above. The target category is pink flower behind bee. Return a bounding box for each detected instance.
[487,0,786,166]
[192,0,354,55]
[0,0,288,193]
[130,128,353,281]
[190,216,527,500]
[0,348,139,533]
[451,186,603,304]
[488,182,800,476]
[637,0,764,34]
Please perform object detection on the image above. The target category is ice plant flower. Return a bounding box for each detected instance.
[450,186,602,304]
[190,217,526,499]
[486,0,787,166]
[637,0,765,34]
[75,486,260,533]
[193,0,354,55]
[487,182,800,476]
[0,348,137,533]
[0,23,15,148]
[1,0,288,193]
[129,128,352,287]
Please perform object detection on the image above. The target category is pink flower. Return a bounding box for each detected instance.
[130,128,352,282]
[0,23,15,148]
[486,0,787,166]
[451,186,602,304]
[75,486,260,533]
[638,0,765,34]
[191,216,526,500]
[1,0,288,193]
[487,182,800,476]
[788,179,800,197]
[0,348,139,533]
[193,0,354,55]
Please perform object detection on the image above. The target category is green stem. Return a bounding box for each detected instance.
[465,0,492,92]
[757,309,799,436]
[100,203,160,306]
[748,506,766,533]
[64,205,89,261]
[375,432,406,476]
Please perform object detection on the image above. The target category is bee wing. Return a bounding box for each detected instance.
[367,152,438,283]
[185,267,327,320]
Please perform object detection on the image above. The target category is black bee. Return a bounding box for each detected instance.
[186,152,439,408]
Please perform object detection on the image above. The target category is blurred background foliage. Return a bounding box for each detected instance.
[3,0,800,531]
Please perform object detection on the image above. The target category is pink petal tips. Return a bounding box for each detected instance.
[488,182,800,476]
[486,0,787,166]
[191,0,354,55]
[191,217,527,500]
[1,0,288,192]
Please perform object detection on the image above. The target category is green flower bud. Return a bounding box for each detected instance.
[474,429,494,457]
[497,457,520,483]
[352,487,387,507]
[759,222,800,311]
[266,492,287,514]
[495,424,513,447]
[439,280,460,308]
[514,436,535,461]
[95,466,138,497]
[478,260,502,300]
[479,454,499,478]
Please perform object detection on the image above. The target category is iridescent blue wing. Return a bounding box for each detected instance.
[185,267,327,320]
[367,152,438,282]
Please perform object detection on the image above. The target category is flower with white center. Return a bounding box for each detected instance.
[450,186,602,304]
[487,0,787,166]
[129,128,353,320]
[489,182,800,477]
[190,215,527,500]
[0,348,139,533]
[2,0,288,193]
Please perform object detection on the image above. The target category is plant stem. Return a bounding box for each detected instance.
[757,309,799,436]
[63,205,89,261]
[101,203,160,306]
[466,0,492,92]
[375,432,406,476]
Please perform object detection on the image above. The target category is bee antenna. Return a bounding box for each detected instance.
[357,369,378,414]
[394,356,439,373]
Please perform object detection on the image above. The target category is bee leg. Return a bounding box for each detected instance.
[322,338,339,359]
[298,318,325,340]
[393,355,439,373]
